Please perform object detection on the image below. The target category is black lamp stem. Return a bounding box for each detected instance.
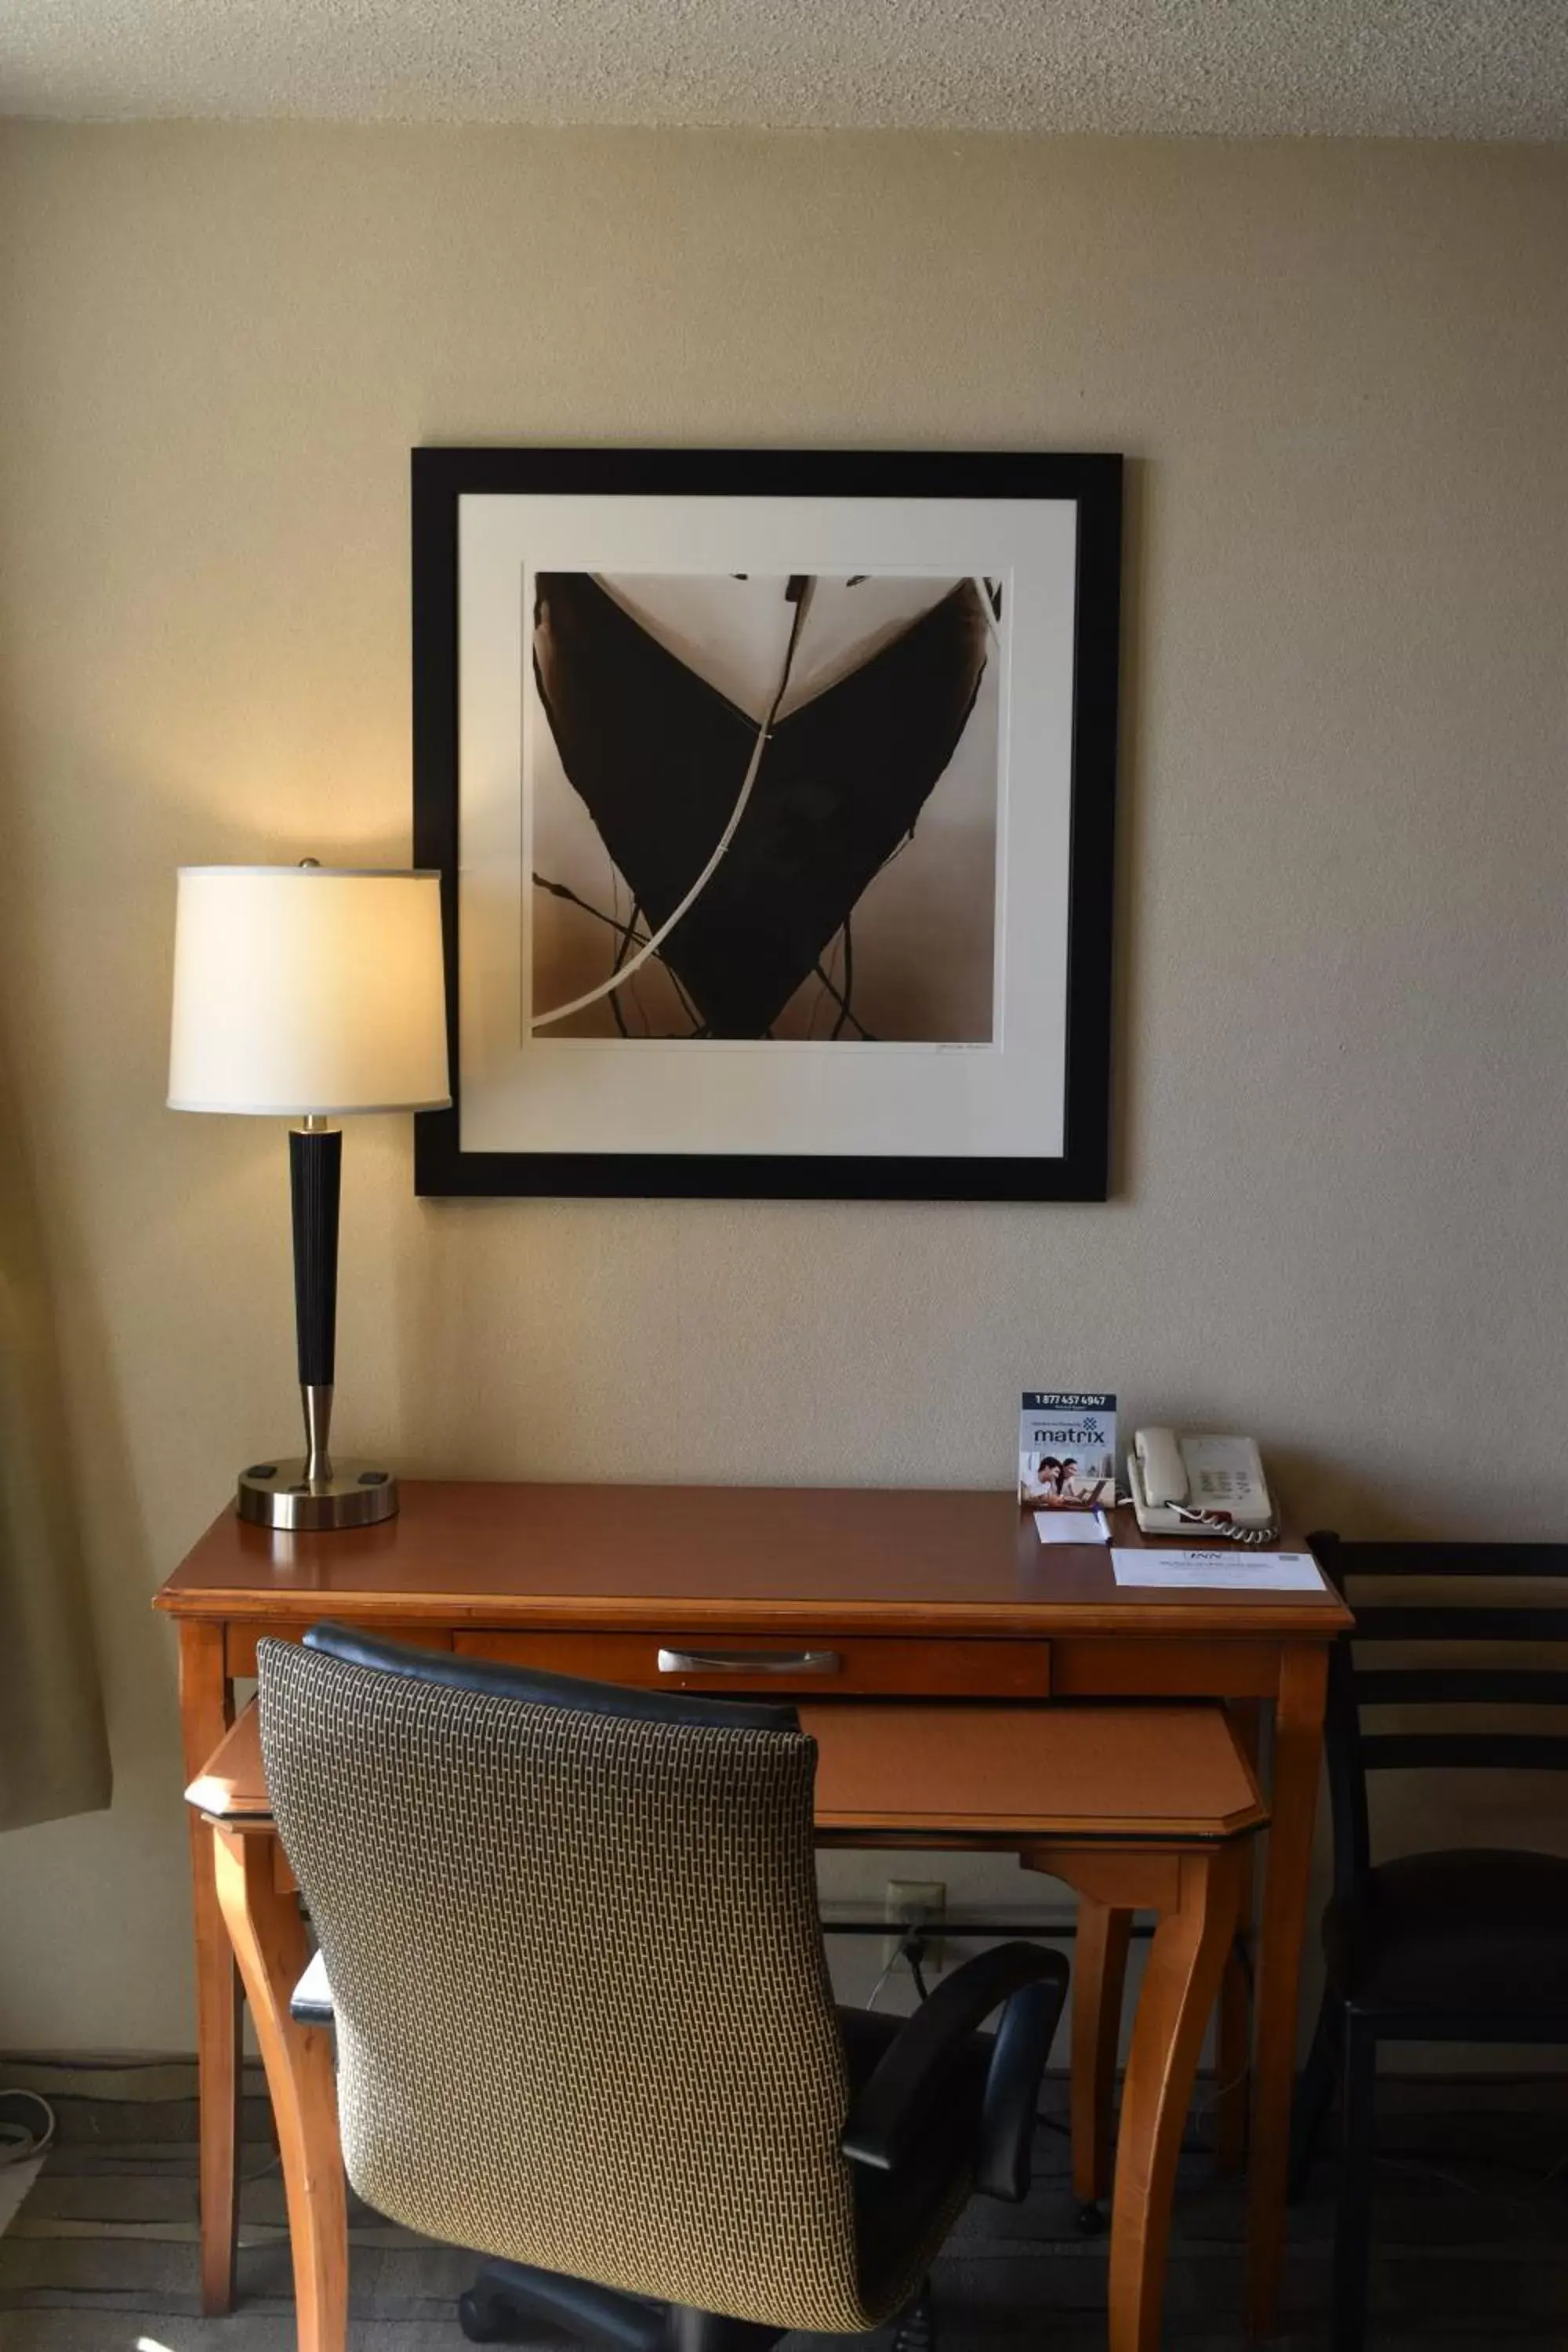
[234,1112,395,1527]
[289,1117,341,1480]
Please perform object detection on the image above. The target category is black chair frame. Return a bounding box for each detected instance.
[289,1624,1069,2352]
[456,1925,1061,2351]
[1290,1533,1568,2352]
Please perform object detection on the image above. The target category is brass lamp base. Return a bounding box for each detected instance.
[237,1459,399,1532]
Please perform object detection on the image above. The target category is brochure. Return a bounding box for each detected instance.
[1018,1392,1117,1509]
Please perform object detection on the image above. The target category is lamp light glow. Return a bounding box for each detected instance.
[168,864,449,1116]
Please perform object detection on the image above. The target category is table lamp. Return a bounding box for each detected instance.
[168,862,449,1530]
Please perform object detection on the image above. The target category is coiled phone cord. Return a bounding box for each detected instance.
[1114,1493,1280,1547]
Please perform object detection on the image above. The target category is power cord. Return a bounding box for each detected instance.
[865,1926,933,2010]
[1040,2053,1256,2241]
[1035,2062,1250,2145]
[1372,2144,1568,2212]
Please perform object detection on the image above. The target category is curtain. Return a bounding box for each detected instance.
[0,1055,111,1830]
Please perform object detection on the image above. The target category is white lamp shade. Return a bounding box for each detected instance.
[169,866,451,1116]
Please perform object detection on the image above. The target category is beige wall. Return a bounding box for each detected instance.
[0,123,1564,2052]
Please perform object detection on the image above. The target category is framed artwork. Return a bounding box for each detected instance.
[412,447,1121,1200]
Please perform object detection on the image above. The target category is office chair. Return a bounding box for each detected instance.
[1290,1533,1568,2352]
[257,1624,1069,2352]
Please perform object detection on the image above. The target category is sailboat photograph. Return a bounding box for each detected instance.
[527,569,1004,1045]
[414,448,1120,1199]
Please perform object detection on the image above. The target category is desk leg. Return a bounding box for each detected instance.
[1071,1900,1133,2205]
[1214,1945,1251,2173]
[1109,1846,1244,2352]
[1246,1646,1329,2338]
[212,1827,347,2352]
[1214,1702,1263,2175]
[178,1621,240,2316]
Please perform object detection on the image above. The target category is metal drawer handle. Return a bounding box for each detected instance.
[655,1646,841,1676]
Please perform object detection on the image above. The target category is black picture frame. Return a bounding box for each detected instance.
[412,446,1122,1202]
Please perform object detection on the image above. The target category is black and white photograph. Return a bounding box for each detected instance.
[528,569,1002,1045]
[412,448,1120,1200]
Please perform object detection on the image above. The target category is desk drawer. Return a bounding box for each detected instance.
[224,1623,452,1678]
[453,1630,1049,1698]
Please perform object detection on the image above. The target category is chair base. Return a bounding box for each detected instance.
[459,2261,937,2352]
[889,2274,935,2352]
[458,2262,785,2352]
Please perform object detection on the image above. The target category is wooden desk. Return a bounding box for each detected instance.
[191,1695,1266,2352]
[154,1481,1351,2337]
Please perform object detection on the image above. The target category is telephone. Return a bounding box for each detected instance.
[1127,1428,1278,1544]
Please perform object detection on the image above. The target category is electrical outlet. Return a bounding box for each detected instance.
[883,1878,946,1970]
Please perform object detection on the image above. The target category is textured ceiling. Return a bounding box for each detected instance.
[0,0,1565,137]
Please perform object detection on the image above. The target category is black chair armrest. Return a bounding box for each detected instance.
[975,1970,1068,2200]
[840,1941,1069,2176]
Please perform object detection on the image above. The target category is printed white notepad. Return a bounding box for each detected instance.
[1110,1548,1325,1592]
[1033,1510,1112,1546]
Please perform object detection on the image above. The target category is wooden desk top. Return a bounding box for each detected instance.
[154,1481,1350,1640]
[189,1696,1267,1846]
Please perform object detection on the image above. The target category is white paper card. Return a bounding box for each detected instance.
[1110,1548,1325,1592]
[1033,1510,1111,1545]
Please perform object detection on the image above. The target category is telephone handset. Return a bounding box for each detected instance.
[1127,1428,1279,1544]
